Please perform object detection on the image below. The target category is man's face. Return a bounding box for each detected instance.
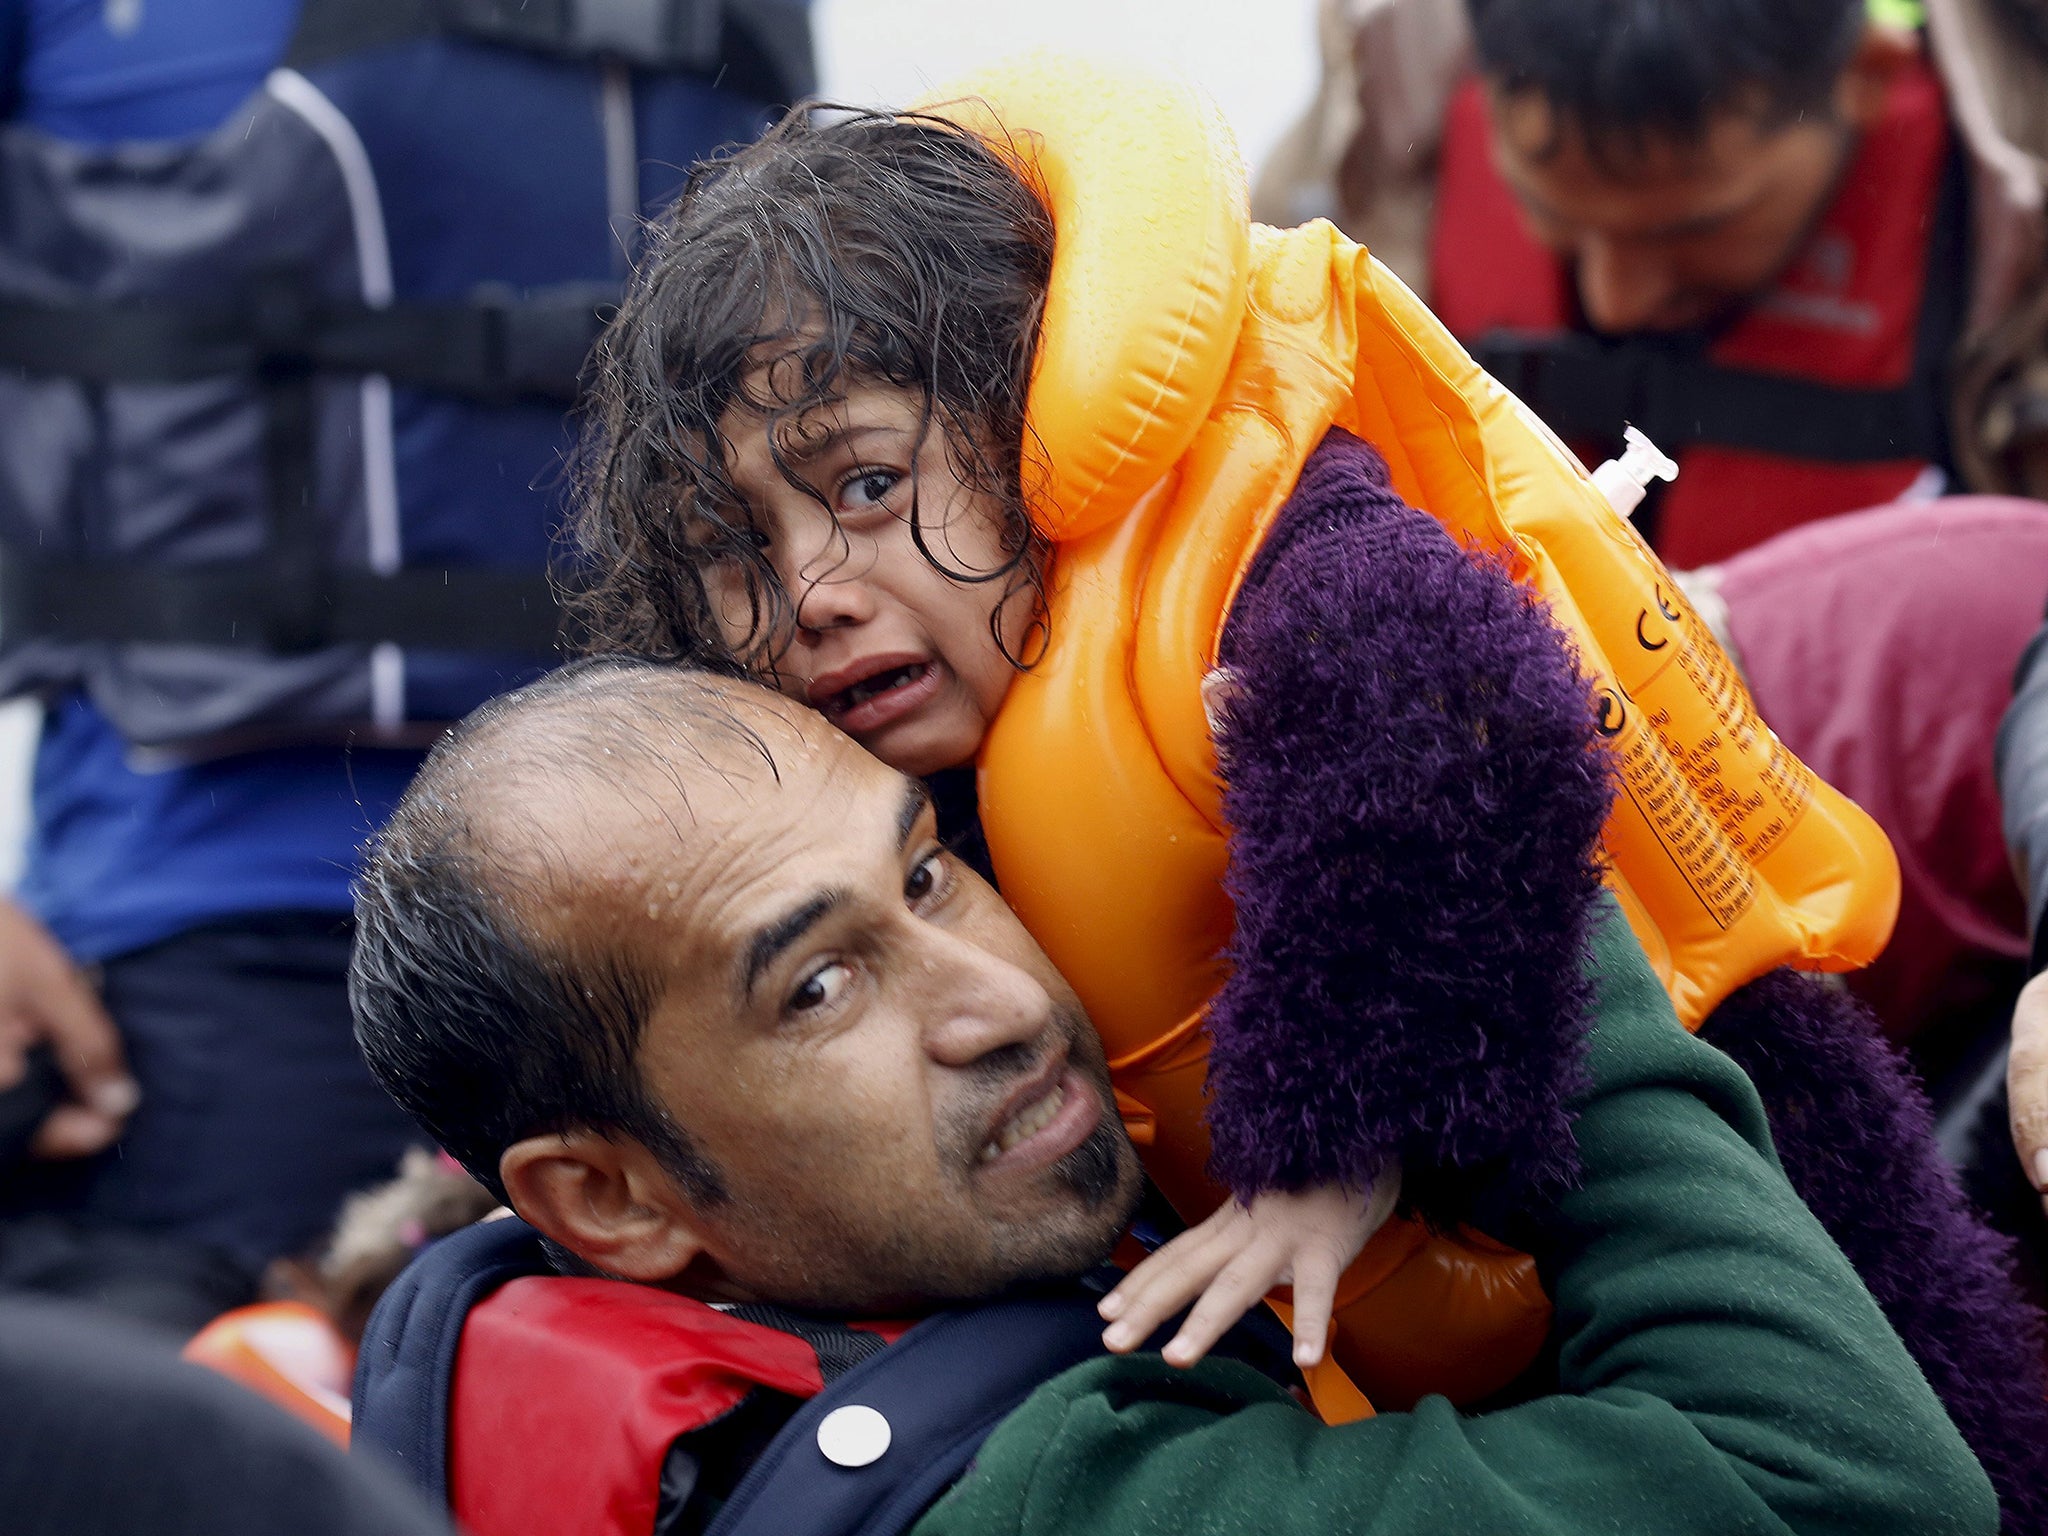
[1487,90,1855,336]
[519,689,1140,1313]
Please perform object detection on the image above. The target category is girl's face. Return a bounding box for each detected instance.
[705,380,1035,776]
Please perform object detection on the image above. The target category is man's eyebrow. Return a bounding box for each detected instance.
[896,778,933,852]
[739,781,932,1001]
[1506,175,1760,243]
[741,890,844,1000]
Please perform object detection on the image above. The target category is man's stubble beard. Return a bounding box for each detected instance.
[885,999,1142,1303]
[714,1008,1142,1314]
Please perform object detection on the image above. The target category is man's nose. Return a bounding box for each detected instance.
[1575,237,1680,335]
[917,927,1058,1069]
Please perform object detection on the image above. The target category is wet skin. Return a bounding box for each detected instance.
[704,383,1032,777]
[1485,26,1916,337]
[496,684,1141,1313]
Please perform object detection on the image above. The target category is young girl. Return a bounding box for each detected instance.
[575,95,1606,1400]
[573,56,2047,1500]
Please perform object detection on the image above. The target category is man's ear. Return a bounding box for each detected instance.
[500,1131,707,1283]
[1837,23,1920,130]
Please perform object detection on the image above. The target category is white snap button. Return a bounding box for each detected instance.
[815,1409,888,1466]
[817,1404,892,1468]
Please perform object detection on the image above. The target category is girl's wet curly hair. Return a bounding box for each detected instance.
[572,107,1056,671]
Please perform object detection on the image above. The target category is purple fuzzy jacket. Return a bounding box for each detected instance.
[1205,429,1610,1219]
[1207,428,2048,1531]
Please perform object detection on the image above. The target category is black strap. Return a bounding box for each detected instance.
[703,1286,1118,1536]
[0,276,597,660]
[289,0,717,72]
[441,0,723,72]
[723,1304,889,1384]
[0,548,567,656]
[286,0,816,104]
[0,283,615,402]
[1472,144,1972,474]
[1470,329,1948,465]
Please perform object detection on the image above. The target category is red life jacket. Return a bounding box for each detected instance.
[1429,59,1962,568]
[448,1277,906,1536]
[355,1219,1184,1536]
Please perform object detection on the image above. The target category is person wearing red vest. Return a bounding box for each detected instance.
[343,658,1996,1536]
[1255,0,2048,568]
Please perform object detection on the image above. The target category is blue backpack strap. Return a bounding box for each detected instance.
[703,1285,1114,1536]
[351,1217,551,1501]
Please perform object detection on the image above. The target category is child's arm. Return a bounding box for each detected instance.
[1202,429,1611,1281]
[1103,431,1615,1369]
[1097,657,1401,1368]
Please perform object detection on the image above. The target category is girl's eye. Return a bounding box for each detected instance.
[905,851,947,906]
[788,961,851,1015]
[841,470,901,512]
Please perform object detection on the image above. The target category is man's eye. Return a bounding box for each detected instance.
[840,470,901,511]
[905,851,946,905]
[788,961,851,1015]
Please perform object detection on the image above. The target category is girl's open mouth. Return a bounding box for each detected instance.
[820,660,942,735]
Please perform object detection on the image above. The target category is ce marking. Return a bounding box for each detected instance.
[1636,584,1683,651]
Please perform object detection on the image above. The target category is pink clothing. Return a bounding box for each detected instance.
[1712,498,2048,1042]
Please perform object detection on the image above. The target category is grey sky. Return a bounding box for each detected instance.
[815,0,1323,173]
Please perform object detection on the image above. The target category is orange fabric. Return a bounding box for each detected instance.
[922,54,1899,1411]
[182,1300,354,1448]
[1429,64,1952,567]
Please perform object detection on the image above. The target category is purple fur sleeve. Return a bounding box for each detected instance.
[1205,430,1614,1217]
[1701,970,2048,1536]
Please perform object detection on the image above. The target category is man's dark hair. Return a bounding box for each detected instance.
[1466,0,1868,149]
[349,656,756,1206]
[572,106,1056,672]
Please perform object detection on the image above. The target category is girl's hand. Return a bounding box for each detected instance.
[1098,1167,1401,1370]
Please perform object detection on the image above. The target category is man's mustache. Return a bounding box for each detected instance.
[944,1002,1107,1166]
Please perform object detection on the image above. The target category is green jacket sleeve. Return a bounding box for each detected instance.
[912,912,1997,1536]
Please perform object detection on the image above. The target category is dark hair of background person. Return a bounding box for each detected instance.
[571,107,1056,676]
[1464,0,1868,151]
[349,656,754,1208]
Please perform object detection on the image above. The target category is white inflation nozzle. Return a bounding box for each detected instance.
[1592,426,1679,518]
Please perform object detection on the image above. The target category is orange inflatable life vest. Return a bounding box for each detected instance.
[1429,60,1962,569]
[183,1300,355,1447]
[923,54,1901,1415]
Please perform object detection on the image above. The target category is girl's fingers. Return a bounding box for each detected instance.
[1099,1207,1240,1320]
[1287,1247,1344,1368]
[1101,1233,1234,1351]
[1161,1246,1287,1368]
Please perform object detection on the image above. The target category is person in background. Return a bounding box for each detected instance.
[0,0,810,1334]
[2,1295,451,1536]
[1682,500,2048,1060]
[1681,500,2048,1317]
[1996,594,2048,1246]
[1256,0,2048,566]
